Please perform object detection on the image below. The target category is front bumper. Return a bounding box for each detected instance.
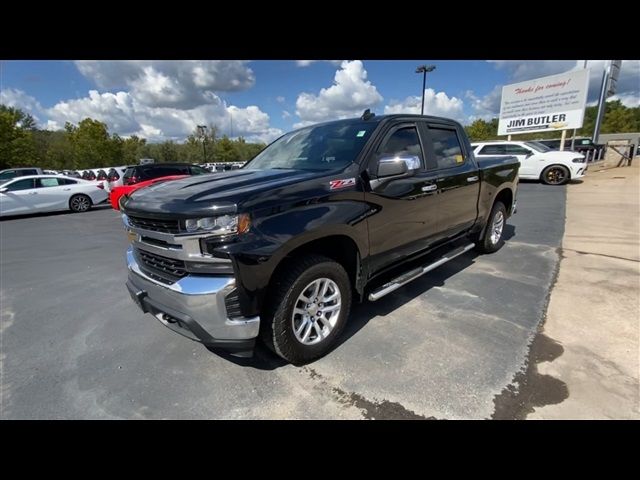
[572,164,588,179]
[126,246,260,355]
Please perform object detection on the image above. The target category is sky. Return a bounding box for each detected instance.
[1,60,638,144]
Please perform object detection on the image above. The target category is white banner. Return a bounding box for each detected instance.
[498,69,590,136]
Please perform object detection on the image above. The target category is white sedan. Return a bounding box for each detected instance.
[471,140,587,185]
[0,175,108,217]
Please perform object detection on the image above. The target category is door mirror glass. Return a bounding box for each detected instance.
[376,155,420,178]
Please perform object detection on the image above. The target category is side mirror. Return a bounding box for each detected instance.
[376,155,420,178]
[525,152,533,158]
[0,187,7,194]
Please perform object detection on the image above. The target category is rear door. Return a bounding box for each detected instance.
[424,123,480,240]
[365,122,440,274]
[34,177,70,212]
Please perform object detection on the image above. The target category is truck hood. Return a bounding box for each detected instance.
[122,168,320,217]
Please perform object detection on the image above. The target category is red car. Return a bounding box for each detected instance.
[110,175,188,210]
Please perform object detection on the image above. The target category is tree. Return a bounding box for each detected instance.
[0,106,37,169]
[465,119,497,141]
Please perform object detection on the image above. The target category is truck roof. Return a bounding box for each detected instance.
[293,114,462,132]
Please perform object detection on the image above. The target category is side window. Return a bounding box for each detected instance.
[5,179,36,191]
[505,144,531,155]
[38,178,62,188]
[479,144,507,155]
[62,178,78,185]
[378,126,423,164]
[190,166,209,175]
[430,128,465,169]
[0,171,16,180]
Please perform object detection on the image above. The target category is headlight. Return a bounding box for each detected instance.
[572,157,586,163]
[183,214,250,235]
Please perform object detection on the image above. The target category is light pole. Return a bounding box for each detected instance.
[415,64,436,115]
[197,125,207,163]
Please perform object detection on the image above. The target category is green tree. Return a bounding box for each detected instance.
[0,106,37,169]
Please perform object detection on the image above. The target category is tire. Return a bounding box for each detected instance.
[541,165,570,185]
[69,194,92,213]
[475,201,507,254]
[261,254,352,365]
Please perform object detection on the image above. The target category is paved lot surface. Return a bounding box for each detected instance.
[1,183,565,419]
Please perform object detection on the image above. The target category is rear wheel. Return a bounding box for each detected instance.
[261,255,352,365]
[69,194,92,213]
[541,165,570,185]
[475,201,506,254]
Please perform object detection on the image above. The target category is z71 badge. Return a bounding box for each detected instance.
[329,178,356,190]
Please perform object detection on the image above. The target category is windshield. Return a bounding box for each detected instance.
[245,121,377,171]
[525,141,552,153]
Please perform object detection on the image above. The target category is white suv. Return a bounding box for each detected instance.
[471,141,586,185]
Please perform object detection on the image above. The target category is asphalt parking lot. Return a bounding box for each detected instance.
[0,182,566,419]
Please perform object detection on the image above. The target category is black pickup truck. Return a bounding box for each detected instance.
[122,113,519,364]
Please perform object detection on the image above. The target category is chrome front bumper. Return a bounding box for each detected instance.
[126,246,260,352]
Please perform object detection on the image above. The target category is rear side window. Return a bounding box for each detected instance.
[38,178,63,187]
[189,165,209,175]
[430,128,465,169]
[62,178,78,185]
[478,144,507,155]
[0,170,16,180]
[505,144,531,155]
[108,169,120,181]
[5,178,36,191]
[24,169,38,175]
[123,167,137,180]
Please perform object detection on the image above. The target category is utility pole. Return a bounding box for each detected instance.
[197,125,207,163]
[593,65,610,145]
[415,65,436,115]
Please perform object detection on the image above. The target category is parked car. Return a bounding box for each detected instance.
[96,169,108,181]
[82,170,97,181]
[107,167,127,188]
[62,170,82,178]
[0,168,44,183]
[110,175,188,210]
[0,175,108,216]
[122,113,520,363]
[471,140,586,185]
[122,163,209,186]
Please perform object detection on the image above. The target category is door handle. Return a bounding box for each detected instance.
[422,184,437,192]
[63,188,71,191]
[467,176,479,182]
[29,191,38,195]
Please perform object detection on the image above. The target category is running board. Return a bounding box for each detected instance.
[368,243,475,301]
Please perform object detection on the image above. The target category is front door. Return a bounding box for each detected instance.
[365,123,440,274]
[0,178,39,215]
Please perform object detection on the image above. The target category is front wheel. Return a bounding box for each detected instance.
[476,201,507,254]
[261,255,352,365]
[541,165,570,185]
[69,194,92,213]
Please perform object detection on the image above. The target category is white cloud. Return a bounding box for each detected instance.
[276,96,285,103]
[0,88,45,123]
[282,110,291,119]
[75,60,255,109]
[294,60,383,126]
[384,88,465,122]
[465,85,502,119]
[295,60,343,67]
[43,89,282,144]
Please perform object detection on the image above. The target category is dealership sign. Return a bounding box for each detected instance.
[498,69,590,136]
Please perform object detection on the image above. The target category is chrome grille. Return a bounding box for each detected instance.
[128,215,180,234]
[135,248,187,284]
